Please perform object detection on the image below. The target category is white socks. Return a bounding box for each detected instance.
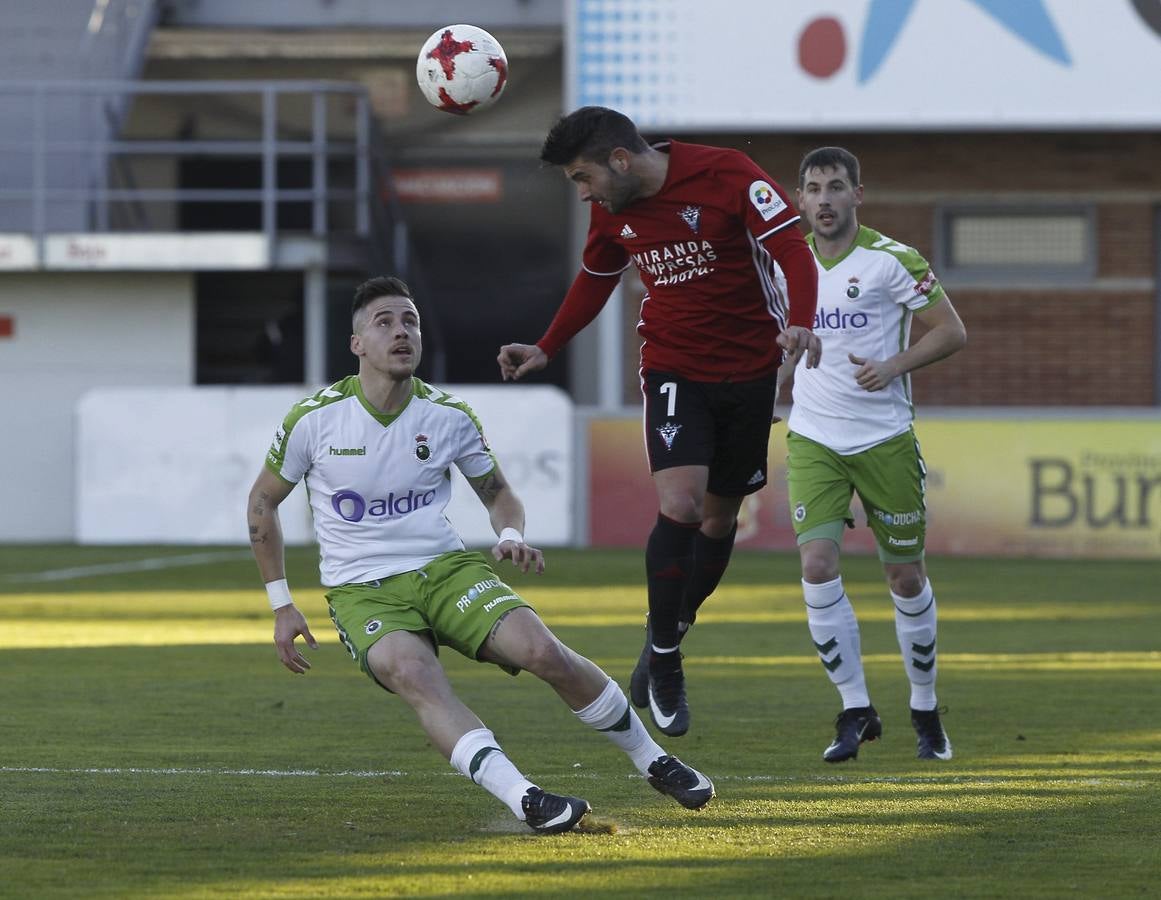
[804,576,870,709]
[449,727,535,820]
[575,678,665,774]
[893,579,938,710]
[449,683,670,822]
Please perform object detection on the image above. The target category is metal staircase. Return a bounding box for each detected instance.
[0,0,159,230]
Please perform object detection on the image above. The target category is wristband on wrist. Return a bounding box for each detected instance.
[266,578,294,611]
[498,527,524,545]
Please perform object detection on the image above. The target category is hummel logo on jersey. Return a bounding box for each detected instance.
[746,469,764,486]
[656,421,682,450]
[620,223,637,239]
[678,205,700,233]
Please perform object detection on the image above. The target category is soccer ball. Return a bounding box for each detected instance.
[416,24,508,115]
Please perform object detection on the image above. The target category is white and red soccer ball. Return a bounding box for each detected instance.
[416,24,508,115]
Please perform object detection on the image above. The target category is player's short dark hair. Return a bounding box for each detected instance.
[799,146,861,188]
[540,106,649,166]
[351,276,414,326]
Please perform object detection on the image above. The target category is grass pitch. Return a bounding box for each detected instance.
[1,545,1158,899]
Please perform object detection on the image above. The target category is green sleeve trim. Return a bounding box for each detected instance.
[263,458,298,485]
[859,226,947,305]
[267,376,357,472]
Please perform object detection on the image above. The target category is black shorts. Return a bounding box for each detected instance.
[641,370,777,497]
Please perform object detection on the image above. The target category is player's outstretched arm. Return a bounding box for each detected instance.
[849,297,967,392]
[247,466,319,673]
[773,346,805,422]
[467,465,545,574]
[764,224,821,367]
[497,269,622,381]
[497,342,548,381]
[777,326,823,369]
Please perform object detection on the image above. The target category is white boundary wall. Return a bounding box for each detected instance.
[0,272,194,541]
[76,385,573,546]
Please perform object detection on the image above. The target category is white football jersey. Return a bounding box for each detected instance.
[788,226,947,455]
[266,375,497,586]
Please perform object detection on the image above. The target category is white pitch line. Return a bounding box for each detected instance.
[0,766,1146,788]
[0,766,407,777]
[1,551,253,583]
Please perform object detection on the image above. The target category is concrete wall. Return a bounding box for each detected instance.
[0,272,194,541]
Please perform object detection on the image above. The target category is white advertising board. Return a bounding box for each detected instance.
[76,385,573,547]
[568,0,1161,129]
[0,234,38,270]
[44,233,269,270]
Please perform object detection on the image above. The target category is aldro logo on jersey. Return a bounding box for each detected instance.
[814,307,869,331]
[331,487,435,522]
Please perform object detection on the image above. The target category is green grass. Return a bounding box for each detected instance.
[1,546,1158,899]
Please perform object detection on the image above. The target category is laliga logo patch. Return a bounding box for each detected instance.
[847,276,861,299]
[656,421,682,451]
[794,502,807,523]
[415,433,431,461]
[749,180,786,221]
[914,268,938,296]
[678,205,701,234]
[365,619,382,635]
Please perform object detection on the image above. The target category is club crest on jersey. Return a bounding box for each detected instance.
[365,619,382,635]
[847,276,861,299]
[794,502,807,523]
[656,421,682,450]
[749,180,787,221]
[678,205,700,234]
[415,433,431,461]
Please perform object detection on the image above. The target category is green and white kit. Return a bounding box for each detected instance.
[789,225,945,454]
[326,550,532,679]
[787,225,945,560]
[266,375,497,586]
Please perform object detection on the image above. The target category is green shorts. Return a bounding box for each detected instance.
[325,550,532,685]
[786,429,927,563]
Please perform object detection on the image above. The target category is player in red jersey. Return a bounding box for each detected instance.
[498,107,820,737]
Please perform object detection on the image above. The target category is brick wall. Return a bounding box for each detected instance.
[619,131,1161,407]
[914,291,1153,406]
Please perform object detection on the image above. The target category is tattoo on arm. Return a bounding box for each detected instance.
[249,490,270,543]
[472,471,506,505]
[250,490,269,518]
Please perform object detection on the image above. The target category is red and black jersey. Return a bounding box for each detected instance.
[539,141,817,382]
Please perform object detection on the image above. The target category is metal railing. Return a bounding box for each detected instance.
[0,77,448,379]
[0,79,374,242]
